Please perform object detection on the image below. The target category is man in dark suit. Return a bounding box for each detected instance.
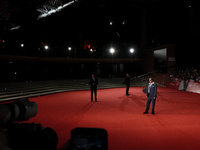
[123,74,131,96]
[143,77,157,114]
[89,74,99,102]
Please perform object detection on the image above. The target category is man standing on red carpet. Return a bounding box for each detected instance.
[123,73,132,96]
[143,77,157,114]
[89,74,99,102]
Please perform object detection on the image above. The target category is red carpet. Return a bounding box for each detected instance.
[24,87,200,150]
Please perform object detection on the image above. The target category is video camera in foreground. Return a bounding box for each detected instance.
[0,98,58,150]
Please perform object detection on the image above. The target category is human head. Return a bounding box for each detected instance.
[149,77,154,83]
[92,74,95,78]
[126,74,130,77]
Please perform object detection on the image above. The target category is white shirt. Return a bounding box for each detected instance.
[148,82,154,93]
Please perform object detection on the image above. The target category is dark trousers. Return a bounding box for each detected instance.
[126,85,130,95]
[91,88,97,101]
[145,97,156,112]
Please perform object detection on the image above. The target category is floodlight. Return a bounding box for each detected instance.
[110,48,115,54]
[68,47,72,51]
[130,48,135,53]
[44,45,49,50]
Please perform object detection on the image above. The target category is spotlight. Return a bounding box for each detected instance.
[109,48,115,54]
[68,47,72,51]
[130,48,135,53]
[20,44,24,47]
[44,45,49,50]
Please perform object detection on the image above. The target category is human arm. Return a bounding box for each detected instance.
[153,84,157,99]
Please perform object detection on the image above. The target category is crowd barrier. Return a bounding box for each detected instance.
[166,78,181,90]
[167,78,200,94]
[186,80,200,94]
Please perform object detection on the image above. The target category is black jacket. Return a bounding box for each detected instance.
[89,78,99,89]
[123,77,131,85]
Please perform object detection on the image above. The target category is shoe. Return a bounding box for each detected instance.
[95,100,98,102]
[151,111,155,115]
[143,111,148,114]
[126,94,129,96]
[91,100,93,102]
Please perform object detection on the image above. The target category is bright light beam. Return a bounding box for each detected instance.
[44,45,49,50]
[110,48,115,54]
[130,48,135,53]
[37,1,75,19]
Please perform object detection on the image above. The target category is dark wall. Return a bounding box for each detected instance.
[0,59,144,82]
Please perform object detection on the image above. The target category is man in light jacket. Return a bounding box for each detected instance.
[143,77,157,114]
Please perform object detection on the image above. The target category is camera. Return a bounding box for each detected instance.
[0,100,108,150]
[70,127,108,150]
[0,99,58,150]
[0,98,38,123]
